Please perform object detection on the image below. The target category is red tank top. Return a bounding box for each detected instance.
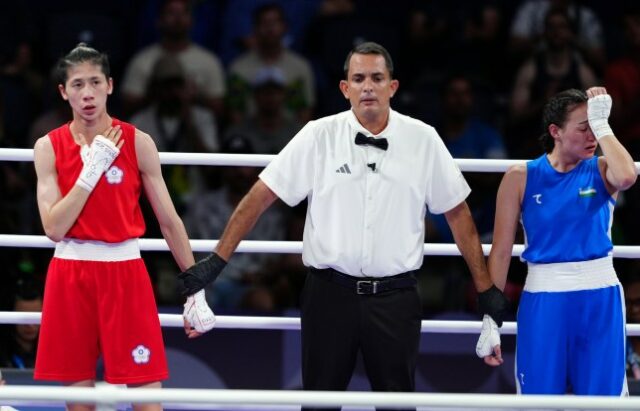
[49,119,146,242]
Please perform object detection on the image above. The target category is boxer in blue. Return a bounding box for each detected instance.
[485,87,637,395]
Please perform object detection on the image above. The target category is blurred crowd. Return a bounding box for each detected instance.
[1,0,640,373]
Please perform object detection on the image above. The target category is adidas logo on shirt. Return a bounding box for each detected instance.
[336,163,351,174]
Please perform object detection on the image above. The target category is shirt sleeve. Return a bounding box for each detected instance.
[424,130,471,214]
[259,122,317,206]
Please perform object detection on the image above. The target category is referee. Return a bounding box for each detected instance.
[179,42,507,410]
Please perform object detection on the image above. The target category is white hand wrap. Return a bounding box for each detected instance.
[587,94,614,140]
[75,135,120,192]
[476,314,501,358]
[80,144,91,165]
[183,289,216,333]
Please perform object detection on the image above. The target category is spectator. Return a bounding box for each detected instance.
[509,0,606,71]
[603,5,640,251]
[129,53,218,217]
[0,276,43,369]
[439,74,507,161]
[129,54,219,154]
[430,74,507,242]
[395,2,449,92]
[604,5,640,150]
[453,2,512,93]
[120,0,225,117]
[625,275,640,382]
[227,3,316,124]
[508,7,597,159]
[304,0,401,117]
[0,2,42,150]
[218,0,321,64]
[224,67,302,154]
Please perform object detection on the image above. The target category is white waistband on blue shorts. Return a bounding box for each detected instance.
[525,255,619,292]
[54,238,141,262]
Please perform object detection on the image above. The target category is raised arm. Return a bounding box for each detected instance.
[586,87,637,193]
[488,165,525,291]
[136,129,194,271]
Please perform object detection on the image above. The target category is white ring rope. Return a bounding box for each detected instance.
[0,385,639,410]
[3,147,640,173]
[0,148,530,171]
[5,148,640,173]
[2,312,640,336]
[3,234,640,258]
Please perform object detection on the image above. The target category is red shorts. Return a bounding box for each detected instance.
[35,241,168,384]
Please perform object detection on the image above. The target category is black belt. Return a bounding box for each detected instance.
[309,267,417,295]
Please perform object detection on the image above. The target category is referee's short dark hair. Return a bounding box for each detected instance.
[343,42,394,79]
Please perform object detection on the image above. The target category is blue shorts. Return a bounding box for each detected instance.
[516,284,626,395]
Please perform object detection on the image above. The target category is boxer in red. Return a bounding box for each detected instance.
[32,43,215,411]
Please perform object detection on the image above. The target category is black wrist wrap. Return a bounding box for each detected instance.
[178,253,227,296]
[477,285,509,327]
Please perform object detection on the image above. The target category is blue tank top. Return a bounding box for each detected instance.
[521,155,614,263]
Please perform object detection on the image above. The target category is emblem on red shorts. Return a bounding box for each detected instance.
[132,344,151,364]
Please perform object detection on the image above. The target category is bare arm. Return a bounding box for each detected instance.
[488,165,525,291]
[34,136,91,241]
[586,87,637,192]
[444,201,492,292]
[215,179,279,260]
[136,130,194,271]
[179,178,278,337]
[599,141,638,193]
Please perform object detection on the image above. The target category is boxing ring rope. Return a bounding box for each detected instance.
[2,385,640,410]
[2,311,640,337]
[4,235,640,258]
[2,148,640,409]
[1,148,536,171]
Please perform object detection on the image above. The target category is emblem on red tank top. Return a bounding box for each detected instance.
[106,165,124,184]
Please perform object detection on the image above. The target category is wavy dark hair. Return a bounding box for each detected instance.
[539,89,588,152]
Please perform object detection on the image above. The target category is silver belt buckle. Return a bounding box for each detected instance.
[356,280,378,294]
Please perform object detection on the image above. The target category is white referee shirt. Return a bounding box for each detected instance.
[259,109,470,277]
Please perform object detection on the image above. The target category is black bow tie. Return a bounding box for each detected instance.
[354,132,388,151]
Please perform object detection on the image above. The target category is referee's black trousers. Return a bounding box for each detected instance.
[301,269,421,411]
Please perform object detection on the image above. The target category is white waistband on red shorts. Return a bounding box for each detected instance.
[525,255,619,292]
[54,238,141,262]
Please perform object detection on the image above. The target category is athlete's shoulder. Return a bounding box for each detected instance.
[503,163,527,192]
[33,134,53,155]
[45,123,70,141]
